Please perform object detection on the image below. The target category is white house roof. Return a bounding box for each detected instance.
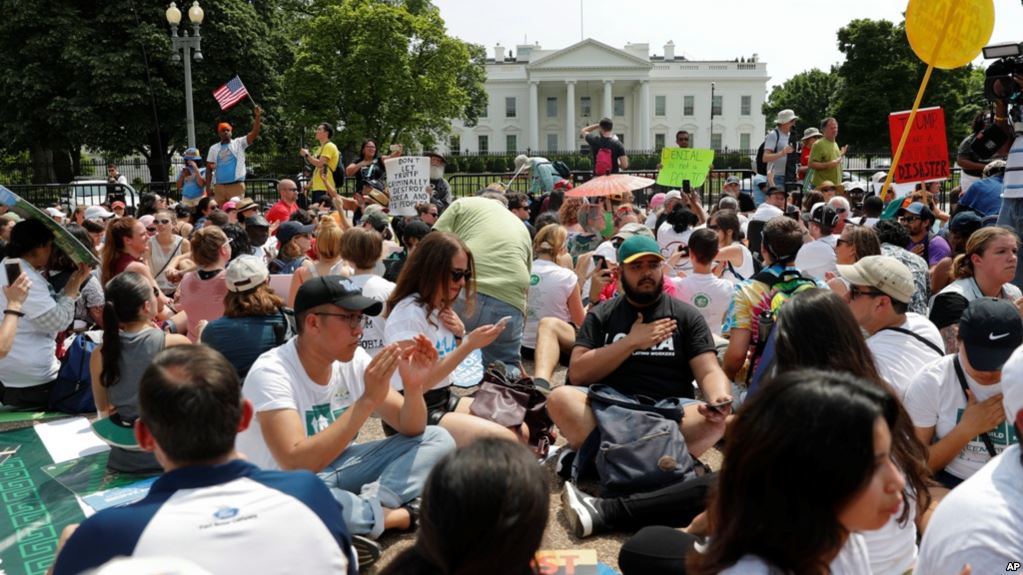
[526,38,653,71]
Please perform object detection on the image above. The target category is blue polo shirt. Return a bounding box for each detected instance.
[53,460,356,575]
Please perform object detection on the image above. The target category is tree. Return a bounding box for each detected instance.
[284,0,487,155]
[831,18,977,152]
[762,68,841,140]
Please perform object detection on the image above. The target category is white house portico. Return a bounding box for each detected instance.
[447,38,770,155]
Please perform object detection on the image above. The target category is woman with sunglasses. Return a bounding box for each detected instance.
[707,209,753,284]
[90,271,190,473]
[148,209,191,297]
[383,232,517,447]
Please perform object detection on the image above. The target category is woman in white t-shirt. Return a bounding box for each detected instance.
[384,232,517,447]
[340,227,394,357]
[522,225,585,352]
[707,209,754,284]
[688,370,905,575]
[657,203,698,276]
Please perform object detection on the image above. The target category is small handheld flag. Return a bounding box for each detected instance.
[212,75,250,111]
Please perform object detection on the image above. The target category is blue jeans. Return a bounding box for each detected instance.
[997,196,1023,288]
[317,426,455,538]
[455,293,525,367]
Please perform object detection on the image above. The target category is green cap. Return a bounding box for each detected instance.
[617,236,664,264]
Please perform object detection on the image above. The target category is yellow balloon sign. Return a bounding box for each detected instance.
[906,0,995,69]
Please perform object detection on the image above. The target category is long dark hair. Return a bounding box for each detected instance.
[710,209,742,244]
[100,272,153,388]
[773,289,931,523]
[666,203,697,234]
[379,439,549,575]
[191,197,214,224]
[100,217,139,285]
[690,369,898,575]
[386,232,476,320]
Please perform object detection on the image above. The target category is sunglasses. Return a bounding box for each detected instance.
[155,219,172,225]
[451,269,472,282]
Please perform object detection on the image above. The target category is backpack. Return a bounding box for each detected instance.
[318,146,345,190]
[755,128,779,176]
[595,147,614,176]
[551,160,572,180]
[49,332,100,414]
[745,268,818,392]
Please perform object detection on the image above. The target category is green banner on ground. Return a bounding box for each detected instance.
[656,148,715,188]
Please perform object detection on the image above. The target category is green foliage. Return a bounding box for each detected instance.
[466,156,486,173]
[763,68,841,138]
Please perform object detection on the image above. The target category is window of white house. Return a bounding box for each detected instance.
[614,96,625,117]
[478,135,489,153]
[506,134,517,153]
[655,95,666,116]
[450,135,461,155]
[741,95,751,116]
[712,95,723,116]
[547,97,557,118]
[581,96,592,117]
[739,133,751,150]
[710,133,722,150]
[505,97,516,118]
[654,133,665,150]
[683,95,694,116]
[547,134,558,151]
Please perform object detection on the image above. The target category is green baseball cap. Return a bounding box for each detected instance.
[617,236,664,264]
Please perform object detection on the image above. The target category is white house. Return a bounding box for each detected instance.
[446,38,770,155]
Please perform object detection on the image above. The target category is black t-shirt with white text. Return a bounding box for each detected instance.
[575,293,715,400]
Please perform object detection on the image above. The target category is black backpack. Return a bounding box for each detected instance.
[755,128,779,176]
[551,160,571,180]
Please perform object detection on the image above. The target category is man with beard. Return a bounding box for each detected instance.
[425,152,453,211]
[547,235,733,459]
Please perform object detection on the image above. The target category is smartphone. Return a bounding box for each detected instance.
[682,179,692,194]
[706,399,732,414]
[4,261,21,284]
[592,255,607,271]
[496,315,513,328]
[677,244,689,257]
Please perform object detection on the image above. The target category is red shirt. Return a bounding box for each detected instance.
[266,200,298,226]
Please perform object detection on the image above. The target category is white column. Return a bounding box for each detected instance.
[564,81,576,152]
[639,80,651,150]
[528,81,540,151]
[603,80,614,120]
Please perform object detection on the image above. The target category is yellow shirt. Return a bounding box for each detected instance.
[311,141,340,191]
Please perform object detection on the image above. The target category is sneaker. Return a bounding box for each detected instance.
[351,535,382,572]
[555,448,576,480]
[561,481,605,538]
[533,377,552,396]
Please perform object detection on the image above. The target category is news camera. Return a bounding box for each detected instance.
[969,42,1023,157]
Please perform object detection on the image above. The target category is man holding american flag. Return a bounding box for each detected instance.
[207,76,262,204]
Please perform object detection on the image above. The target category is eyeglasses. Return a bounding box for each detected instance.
[427,211,439,217]
[898,216,921,223]
[155,219,171,225]
[451,269,472,282]
[313,312,367,330]
[849,286,886,299]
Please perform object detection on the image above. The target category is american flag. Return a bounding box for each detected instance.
[212,75,249,111]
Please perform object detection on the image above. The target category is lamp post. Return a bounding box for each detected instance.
[709,82,716,150]
[166,1,204,148]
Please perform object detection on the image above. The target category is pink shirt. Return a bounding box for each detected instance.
[178,269,228,342]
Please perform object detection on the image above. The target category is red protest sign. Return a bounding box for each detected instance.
[887,106,949,183]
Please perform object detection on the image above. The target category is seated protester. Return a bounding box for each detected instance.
[671,228,733,335]
[91,272,190,473]
[899,201,951,267]
[750,186,787,223]
[341,228,395,357]
[857,194,884,228]
[875,219,931,315]
[269,221,314,275]
[505,192,536,238]
[288,218,350,307]
[929,226,1022,355]
[916,346,1023,575]
[219,223,251,265]
[841,256,945,398]
[383,232,518,447]
[523,224,585,354]
[148,209,191,296]
[201,256,292,379]
[54,345,357,575]
[235,276,456,539]
[178,227,231,341]
[0,273,31,360]
[384,219,430,283]
[708,209,755,284]
[722,217,822,381]
[656,203,698,276]
[0,220,92,407]
[680,370,905,575]
[47,224,105,328]
[794,203,839,281]
[931,211,983,295]
[380,439,547,575]
[956,159,1005,218]
[244,213,274,263]
[546,235,733,497]
[830,221,882,287]
[905,297,1022,490]
[362,207,402,260]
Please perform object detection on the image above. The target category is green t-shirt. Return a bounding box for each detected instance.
[311,141,340,192]
[433,197,532,313]
[809,139,841,186]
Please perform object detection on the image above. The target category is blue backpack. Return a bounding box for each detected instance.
[49,333,98,414]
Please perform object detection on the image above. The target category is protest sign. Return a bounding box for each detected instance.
[655,148,715,188]
[383,156,430,217]
[887,107,949,183]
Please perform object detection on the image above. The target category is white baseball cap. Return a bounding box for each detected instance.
[225,255,269,293]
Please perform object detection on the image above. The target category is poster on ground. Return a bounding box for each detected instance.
[656,148,715,188]
[887,107,949,183]
[0,185,99,266]
[383,156,430,217]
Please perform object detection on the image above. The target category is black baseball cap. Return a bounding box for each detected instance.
[294,275,384,317]
[958,297,1023,372]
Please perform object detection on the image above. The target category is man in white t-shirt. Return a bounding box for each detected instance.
[839,255,944,398]
[794,203,838,281]
[750,186,787,222]
[671,229,732,336]
[916,345,1023,575]
[236,275,456,538]
[206,105,261,204]
[904,297,1022,487]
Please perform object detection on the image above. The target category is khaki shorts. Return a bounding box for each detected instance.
[179,196,202,208]
[213,182,246,204]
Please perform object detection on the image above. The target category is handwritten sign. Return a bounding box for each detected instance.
[383,156,430,216]
[656,148,715,188]
[887,107,949,183]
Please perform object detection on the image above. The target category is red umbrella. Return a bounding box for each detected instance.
[565,174,656,198]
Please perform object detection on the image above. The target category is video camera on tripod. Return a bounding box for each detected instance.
[971,42,1023,157]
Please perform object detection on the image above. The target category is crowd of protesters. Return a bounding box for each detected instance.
[0,93,1021,575]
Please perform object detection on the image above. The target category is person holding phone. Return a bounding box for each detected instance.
[0,271,31,360]
[175,147,207,208]
[0,219,92,408]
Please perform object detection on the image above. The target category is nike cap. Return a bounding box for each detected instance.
[958,297,1023,372]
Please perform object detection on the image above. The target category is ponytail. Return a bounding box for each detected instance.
[99,272,153,388]
[100,301,122,388]
[952,253,973,280]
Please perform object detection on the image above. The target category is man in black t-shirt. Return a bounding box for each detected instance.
[581,117,628,175]
[546,236,733,458]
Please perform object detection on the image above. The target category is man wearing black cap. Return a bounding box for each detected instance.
[898,201,951,267]
[244,213,273,263]
[904,297,1023,489]
[794,203,839,281]
[235,276,456,539]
